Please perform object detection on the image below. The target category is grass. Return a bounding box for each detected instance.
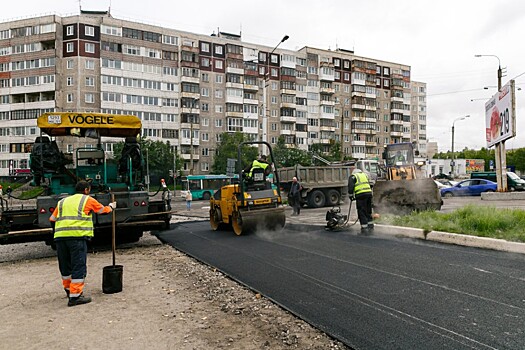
[376,205,525,243]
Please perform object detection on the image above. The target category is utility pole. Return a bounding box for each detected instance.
[173,148,177,197]
[190,118,194,175]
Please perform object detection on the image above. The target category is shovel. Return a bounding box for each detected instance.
[102,193,123,294]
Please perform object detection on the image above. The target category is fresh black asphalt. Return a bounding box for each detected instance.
[156,221,525,349]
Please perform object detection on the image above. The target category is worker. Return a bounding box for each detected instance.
[394,150,406,164]
[49,180,116,307]
[6,185,12,197]
[244,154,271,178]
[0,185,3,210]
[160,179,171,210]
[289,176,302,216]
[348,169,374,233]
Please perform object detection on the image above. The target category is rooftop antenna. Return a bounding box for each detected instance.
[78,0,82,12]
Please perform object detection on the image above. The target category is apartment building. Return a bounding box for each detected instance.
[0,10,427,176]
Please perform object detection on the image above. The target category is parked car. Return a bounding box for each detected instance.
[440,179,497,197]
[434,180,450,189]
[471,171,525,191]
[433,173,453,181]
[436,179,458,187]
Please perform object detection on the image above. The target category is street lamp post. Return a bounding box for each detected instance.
[262,35,289,144]
[474,54,507,191]
[451,115,470,177]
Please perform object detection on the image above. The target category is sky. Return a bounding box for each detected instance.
[2,0,524,152]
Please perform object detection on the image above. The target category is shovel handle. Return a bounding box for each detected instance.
[111,193,116,266]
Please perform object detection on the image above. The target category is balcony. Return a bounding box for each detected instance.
[353,127,377,135]
[280,88,296,95]
[391,107,405,114]
[225,111,243,118]
[226,66,244,75]
[319,125,335,132]
[351,116,376,123]
[365,141,377,147]
[391,95,404,102]
[351,140,366,146]
[280,129,294,135]
[351,103,366,110]
[318,139,332,144]
[243,83,259,92]
[179,137,200,147]
[225,95,243,104]
[180,153,200,161]
[280,102,296,109]
[320,87,335,94]
[353,152,366,159]
[181,107,200,115]
[180,75,200,84]
[390,119,403,126]
[320,112,335,120]
[365,105,376,111]
[226,82,244,89]
[320,99,335,106]
[181,91,200,100]
[280,115,296,123]
[390,131,403,137]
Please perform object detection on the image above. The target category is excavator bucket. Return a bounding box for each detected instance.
[372,178,442,216]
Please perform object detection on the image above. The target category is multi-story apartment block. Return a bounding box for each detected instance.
[410,81,427,157]
[0,10,427,176]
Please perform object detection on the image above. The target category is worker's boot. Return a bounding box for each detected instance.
[68,294,92,307]
[64,288,70,298]
[367,224,375,231]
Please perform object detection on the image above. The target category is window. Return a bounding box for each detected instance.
[85,93,94,103]
[67,59,74,69]
[66,42,74,53]
[85,60,95,69]
[85,76,95,87]
[215,60,223,69]
[200,42,210,52]
[85,26,94,37]
[85,43,95,53]
[67,93,74,103]
[66,25,74,36]
[67,77,73,86]
[215,119,223,127]
[215,75,223,83]
[214,45,223,55]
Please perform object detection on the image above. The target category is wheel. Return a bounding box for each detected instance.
[443,192,454,198]
[485,190,495,193]
[509,186,515,192]
[210,207,223,231]
[307,190,326,208]
[202,192,211,200]
[231,211,243,236]
[326,189,341,206]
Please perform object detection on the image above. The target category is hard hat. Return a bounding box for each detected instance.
[352,169,362,175]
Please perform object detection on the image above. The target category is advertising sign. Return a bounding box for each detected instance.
[485,80,516,148]
[465,159,485,173]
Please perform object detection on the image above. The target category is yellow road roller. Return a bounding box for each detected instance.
[209,141,286,235]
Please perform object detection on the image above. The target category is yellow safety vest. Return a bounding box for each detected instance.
[354,173,372,195]
[249,160,269,177]
[54,194,94,239]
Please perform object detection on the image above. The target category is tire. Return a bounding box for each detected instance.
[443,192,454,198]
[326,189,341,206]
[509,186,515,192]
[202,192,211,200]
[485,189,495,193]
[308,190,326,208]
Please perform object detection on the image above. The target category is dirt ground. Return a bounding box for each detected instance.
[0,229,347,350]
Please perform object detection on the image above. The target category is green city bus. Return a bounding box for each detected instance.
[181,174,239,200]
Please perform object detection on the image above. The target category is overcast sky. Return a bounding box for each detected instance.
[2,0,524,152]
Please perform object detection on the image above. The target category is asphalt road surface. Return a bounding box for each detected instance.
[156,219,525,349]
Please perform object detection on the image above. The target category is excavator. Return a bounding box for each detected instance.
[372,142,442,215]
[209,141,286,235]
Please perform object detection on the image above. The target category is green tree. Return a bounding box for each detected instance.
[273,136,312,167]
[113,138,180,178]
[212,132,259,174]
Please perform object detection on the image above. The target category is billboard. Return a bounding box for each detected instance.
[465,159,485,173]
[485,80,516,148]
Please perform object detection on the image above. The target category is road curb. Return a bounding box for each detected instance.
[377,224,525,254]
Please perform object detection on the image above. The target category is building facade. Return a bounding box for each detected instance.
[0,11,427,176]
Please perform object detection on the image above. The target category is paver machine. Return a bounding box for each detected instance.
[0,112,172,245]
[209,141,286,235]
[372,142,442,215]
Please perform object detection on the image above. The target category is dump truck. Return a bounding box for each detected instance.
[373,142,442,215]
[278,165,352,208]
[209,141,286,235]
[0,112,172,245]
